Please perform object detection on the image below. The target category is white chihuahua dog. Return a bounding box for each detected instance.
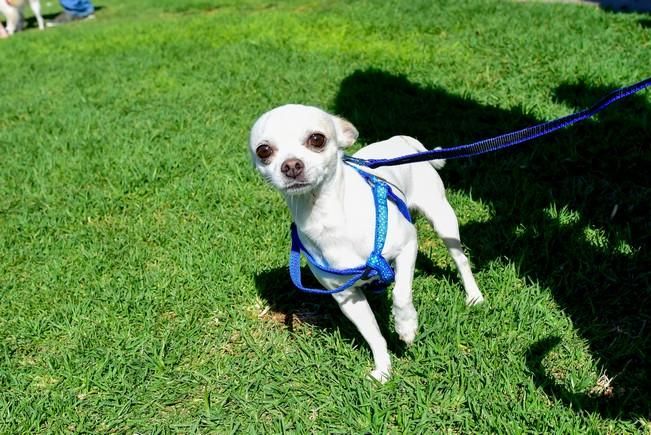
[0,0,44,35]
[249,104,484,382]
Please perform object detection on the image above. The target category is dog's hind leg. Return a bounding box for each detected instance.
[409,174,484,305]
[332,288,391,383]
[28,0,44,30]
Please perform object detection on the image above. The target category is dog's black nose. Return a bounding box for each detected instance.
[281,159,304,179]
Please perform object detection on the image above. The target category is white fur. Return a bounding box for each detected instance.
[0,0,44,35]
[249,104,484,382]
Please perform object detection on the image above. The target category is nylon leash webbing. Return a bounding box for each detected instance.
[343,77,651,168]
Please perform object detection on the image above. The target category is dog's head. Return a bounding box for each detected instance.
[249,104,358,196]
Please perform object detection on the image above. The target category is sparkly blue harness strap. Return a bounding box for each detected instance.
[289,224,367,295]
[288,167,411,295]
[354,168,410,286]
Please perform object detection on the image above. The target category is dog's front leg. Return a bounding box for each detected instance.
[332,288,391,383]
[392,238,419,345]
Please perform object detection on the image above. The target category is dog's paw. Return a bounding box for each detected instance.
[369,368,391,384]
[396,318,418,345]
[465,293,485,306]
[393,305,418,345]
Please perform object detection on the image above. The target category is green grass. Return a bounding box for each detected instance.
[1,0,650,432]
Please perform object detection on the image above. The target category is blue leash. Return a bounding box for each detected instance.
[289,78,651,295]
[343,77,651,168]
[289,165,411,295]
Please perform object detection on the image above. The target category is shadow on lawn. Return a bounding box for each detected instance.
[256,261,448,357]
[329,69,650,419]
[23,6,105,30]
[255,246,460,356]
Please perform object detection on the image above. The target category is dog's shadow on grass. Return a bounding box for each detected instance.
[254,252,454,359]
[333,69,650,420]
[254,266,406,356]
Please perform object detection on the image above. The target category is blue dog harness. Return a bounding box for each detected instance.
[289,164,411,295]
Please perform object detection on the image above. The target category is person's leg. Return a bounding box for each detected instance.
[59,0,94,17]
[47,0,95,26]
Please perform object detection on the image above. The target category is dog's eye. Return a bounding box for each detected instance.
[307,133,326,149]
[256,144,273,159]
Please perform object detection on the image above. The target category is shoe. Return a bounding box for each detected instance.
[46,11,95,28]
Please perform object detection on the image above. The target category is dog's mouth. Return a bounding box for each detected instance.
[283,182,312,194]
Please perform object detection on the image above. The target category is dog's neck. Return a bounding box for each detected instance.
[284,159,347,245]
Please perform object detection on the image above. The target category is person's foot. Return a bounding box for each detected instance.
[46,11,95,28]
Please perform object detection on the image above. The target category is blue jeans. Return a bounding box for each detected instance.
[60,0,95,17]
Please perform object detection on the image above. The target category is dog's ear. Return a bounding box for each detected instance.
[333,115,358,148]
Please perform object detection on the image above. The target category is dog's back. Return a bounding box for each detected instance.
[351,135,447,204]
[353,135,445,169]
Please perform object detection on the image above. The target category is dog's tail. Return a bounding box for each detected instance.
[409,138,445,170]
[429,147,446,170]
